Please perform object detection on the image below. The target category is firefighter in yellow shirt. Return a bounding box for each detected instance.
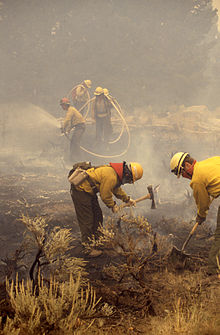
[170,152,220,279]
[60,97,85,163]
[69,161,145,256]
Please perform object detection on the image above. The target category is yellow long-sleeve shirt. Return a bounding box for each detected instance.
[63,106,85,133]
[91,96,112,119]
[190,156,220,218]
[77,165,129,208]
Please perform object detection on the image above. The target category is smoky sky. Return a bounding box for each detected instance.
[0,0,219,110]
[0,0,219,208]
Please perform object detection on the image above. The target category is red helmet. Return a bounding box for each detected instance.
[60,97,70,105]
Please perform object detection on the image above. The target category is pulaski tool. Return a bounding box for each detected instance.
[147,184,156,209]
[120,184,159,210]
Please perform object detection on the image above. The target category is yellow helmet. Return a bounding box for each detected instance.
[84,80,92,88]
[103,88,109,96]
[170,152,189,177]
[129,162,143,182]
[94,86,103,95]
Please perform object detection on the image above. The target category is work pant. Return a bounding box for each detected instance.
[70,185,103,244]
[70,123,85,163]
[208,205,220,274]
[95,115,112,143]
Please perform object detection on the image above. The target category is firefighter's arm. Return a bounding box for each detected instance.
[113,187,130,203]
[192,182,211,220]
[99,178,118,208]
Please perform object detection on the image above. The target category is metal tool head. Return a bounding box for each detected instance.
[168,245,191,264]
[147,184,156,209]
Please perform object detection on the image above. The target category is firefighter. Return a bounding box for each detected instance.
[91,86,113,144]
[103,87,115,103]
[103,87,117,109]
[60,97,86,163]
[71,79,92,115]
[170,152,220,279]
[70,161,144,256]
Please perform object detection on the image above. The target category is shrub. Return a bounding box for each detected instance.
[3,273,101,335]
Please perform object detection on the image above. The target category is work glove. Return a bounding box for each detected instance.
[126,198,136,207]
[196,214,206,225]
[112,204,120,214]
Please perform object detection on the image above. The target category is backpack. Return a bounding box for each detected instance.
[68,161,92,177]
[68,161,93,186]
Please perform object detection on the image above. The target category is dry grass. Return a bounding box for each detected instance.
[19,214,87,283]
[1,273,101,335]
[83,271,220,335]
[1,215,219,335]
[83,215,155,259]
[147,279,220,335]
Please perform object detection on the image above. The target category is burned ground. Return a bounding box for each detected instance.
[0,104,219,333]
[0,164,219,334]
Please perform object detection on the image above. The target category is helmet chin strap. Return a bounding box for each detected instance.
[182,160,196,179]
[182,169,192,179]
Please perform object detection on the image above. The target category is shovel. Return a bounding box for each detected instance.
[170,197,214,262]
[169,221,199,262]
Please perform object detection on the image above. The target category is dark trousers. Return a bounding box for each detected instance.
[70,186,103,243]
[95,116,112,143]
[208,205,220,274]
[70,123,85,163]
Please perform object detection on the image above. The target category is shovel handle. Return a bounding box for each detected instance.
[181,221,199,252]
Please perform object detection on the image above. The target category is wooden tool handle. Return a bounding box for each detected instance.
[134,194,151,203]
[181,222,199,252]
[120,194,150,208]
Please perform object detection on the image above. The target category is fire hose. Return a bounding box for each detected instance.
[62,105,130,159]
[67,84,91,119]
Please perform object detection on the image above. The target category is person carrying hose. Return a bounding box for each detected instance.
[60,97,86,163]
[170,152,220,280]
[91,86,113,145]
[69,161,143,257]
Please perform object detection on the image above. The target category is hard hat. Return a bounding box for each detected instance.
[129,162,143,182]
[103,88,109,96]
[84,80,92,88]
[94,86,104,95]
[170,152,189,177]
[60,97,70,105]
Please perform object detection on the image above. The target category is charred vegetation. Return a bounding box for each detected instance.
[0,168,219,334]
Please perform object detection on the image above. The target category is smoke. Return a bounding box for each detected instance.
[0,103,65,173]
[0,1,219,226]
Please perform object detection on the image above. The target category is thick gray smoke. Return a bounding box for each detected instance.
[0,1,219,225]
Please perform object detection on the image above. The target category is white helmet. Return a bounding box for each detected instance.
[170,152,189,177]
